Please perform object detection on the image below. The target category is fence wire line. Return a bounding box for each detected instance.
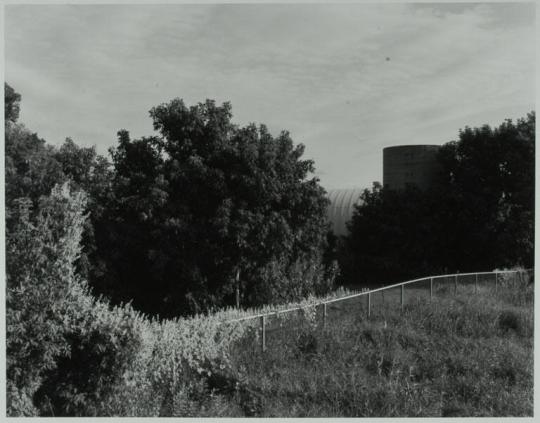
[224,269,533,325]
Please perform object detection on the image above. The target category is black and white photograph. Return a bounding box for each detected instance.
[2,0,535,417]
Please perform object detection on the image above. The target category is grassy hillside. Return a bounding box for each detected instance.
[11,272,532,417]
[190,277,534,417]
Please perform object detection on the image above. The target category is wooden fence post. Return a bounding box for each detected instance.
[260,315,266,352]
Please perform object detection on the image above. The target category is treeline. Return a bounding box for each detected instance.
[5,81,534,313]
[338,112,535,286]
[5,82,338,415]
[4,81,534,416]
[5,84,336,319]
[5,81,535,315]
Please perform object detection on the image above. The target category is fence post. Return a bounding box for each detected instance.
[400,285,404,312]
[235,268,240,309]
[323,302,327,328]
[430,277,433,301]
[475,273,478,294]
[454,274,458,295]
[495,272,498,292]
[260,315,266,352]
[367,292,371,318]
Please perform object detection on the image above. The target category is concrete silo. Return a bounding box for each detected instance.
[383,145,441,191]
[326,145,441,235]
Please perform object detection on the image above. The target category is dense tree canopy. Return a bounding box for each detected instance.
[5,82,21,122]
[93,99,334,317]
[4,86,334,318]
[437,114,534,269]
[340,112,535,286]
[4,84,112,280]
[5,81,533,313]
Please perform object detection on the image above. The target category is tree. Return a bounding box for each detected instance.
[6,183,145,417]
[53,138,114,280]
[5,82,21,122]
[95,98,334,317]
[5,121,65,208]
[6,184,87,415]
[4,85,113,282]
[437,112,534,269]
[340,184,446,286]
[341,112,535,287]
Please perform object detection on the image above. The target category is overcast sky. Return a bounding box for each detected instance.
[5,2,535,190]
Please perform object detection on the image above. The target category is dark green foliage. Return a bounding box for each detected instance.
[6,182,145,416]
[4,88,335,416]
[341,113,535,286]
[340,184,446,285]
[497,310,520,333]
[437,114,534,269]
[95,98,334,317]
[6,184,88,415]
[4,86,112,282]
[34,301,144,416]
[4,85,63,207]
[53,138,113,280]
[4,130,112,281]
[296,331,319,357]
[5,122,65,207]
[5,82,21,122]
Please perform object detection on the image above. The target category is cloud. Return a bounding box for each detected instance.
[5,3,535,190]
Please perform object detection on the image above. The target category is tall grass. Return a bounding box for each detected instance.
[194,275,534,417]
[9,271,533,416]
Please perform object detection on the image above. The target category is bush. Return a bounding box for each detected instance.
[498,310,521,333]
[34,295,145,416]
[6,184,87,416]
[296,331,319,357]
[6,184,147,416]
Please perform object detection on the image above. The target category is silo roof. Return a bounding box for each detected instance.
[326,188,364,236]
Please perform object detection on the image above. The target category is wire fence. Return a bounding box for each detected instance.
[223,269,534,353]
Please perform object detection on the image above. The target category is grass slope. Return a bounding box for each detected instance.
[197,279,533,417]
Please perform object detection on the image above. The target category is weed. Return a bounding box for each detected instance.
[498,310,521,333]
[296,331,319,356]
[222,281,533,417]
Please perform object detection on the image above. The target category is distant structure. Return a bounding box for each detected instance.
[326,188,364,236]
[326,144,442,236]
[383,145,441,191]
